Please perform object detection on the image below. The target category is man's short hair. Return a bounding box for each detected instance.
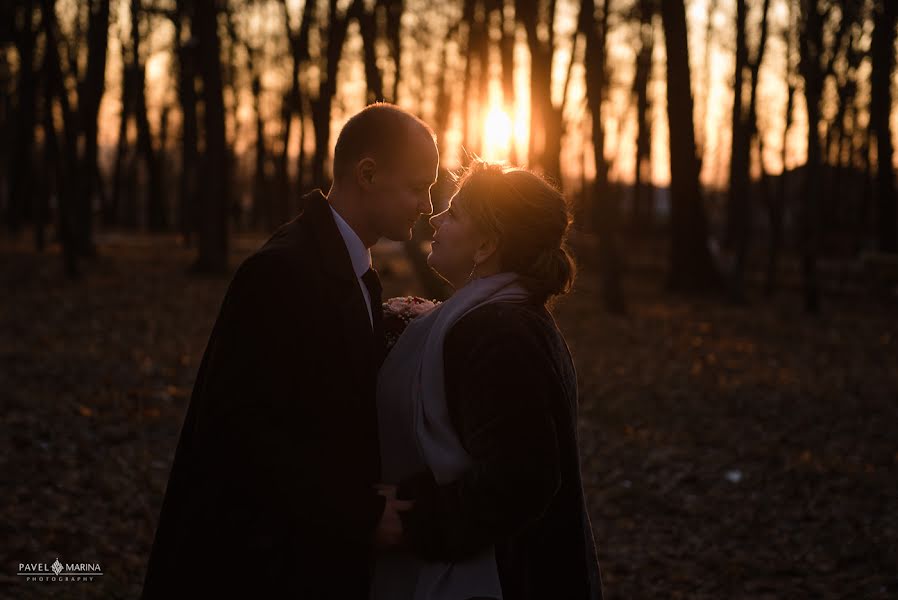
[332,102,436,181]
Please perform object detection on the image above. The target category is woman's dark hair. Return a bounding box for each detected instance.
[452,159,576,305]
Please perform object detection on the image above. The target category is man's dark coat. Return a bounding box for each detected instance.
[142,190,386,598]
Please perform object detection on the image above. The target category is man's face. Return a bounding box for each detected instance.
[366,130,438,242]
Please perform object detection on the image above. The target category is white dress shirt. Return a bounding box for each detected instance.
[329,205,375,328]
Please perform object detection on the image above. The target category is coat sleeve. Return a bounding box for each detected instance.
[397,305,562,562]
[195,251,386,555]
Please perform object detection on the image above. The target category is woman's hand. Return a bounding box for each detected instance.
[372,484,415,550]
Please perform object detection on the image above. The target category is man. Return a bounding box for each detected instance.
[142,103,439,598]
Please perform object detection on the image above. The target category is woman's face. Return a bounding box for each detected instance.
[427,193,489,289]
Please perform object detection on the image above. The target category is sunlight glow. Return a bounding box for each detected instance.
[482,106,513,161]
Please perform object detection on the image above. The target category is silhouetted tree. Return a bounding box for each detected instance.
[632,0,655,231]
[516,0,576,183]
[193,0,229,273]
[766,1,797,295]
[660,0,720,291]
[726,0,771,300]
[797,0,854,312]
[77,0,111,246]
[582,0,624,313]
[871,0,897,253]
[39,0,81,276]
[278,0,313,212]
[310,0,352,190]
[172,0,200,244]
[129,0,165,231]
[8,0,38,237]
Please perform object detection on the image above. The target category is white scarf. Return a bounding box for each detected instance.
[372,272,530,600]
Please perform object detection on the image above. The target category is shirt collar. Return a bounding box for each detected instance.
[329,204,372,278]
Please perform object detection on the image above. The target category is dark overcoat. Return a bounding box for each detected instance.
[397,301,604,600]
[142,190,386,598]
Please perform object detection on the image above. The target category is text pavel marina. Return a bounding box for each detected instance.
[17,558,103,582]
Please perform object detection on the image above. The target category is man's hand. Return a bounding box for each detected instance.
[372,484,414,550]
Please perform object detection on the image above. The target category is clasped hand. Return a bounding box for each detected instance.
[372,483,415,550]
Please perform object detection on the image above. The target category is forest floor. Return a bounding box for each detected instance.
[1,233,896,599]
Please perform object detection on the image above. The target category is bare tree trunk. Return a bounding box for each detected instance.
[173,1,199,244]
[727,0,771,300]
[251,72,268,229]
[632,0,654,231]
[518,0,564,181]
[192,0,229,273]
[660,0,720,291]
[725,0,748,250]
[871,0,897,253]
[352,0,385,103]
[8,0,37,236]
[129,0,165,231]
[582,0,624,313]
[797,0,827,313]
[112,54,138,229]
[767,7,796,295]
[39,76,60,254]
[311,0,352,190]
[40,0,81,277]
[821,18,861,239]
[433,21,458,157]
[500,0,516,163]
[76,0,110,252]
[279,0,313,208]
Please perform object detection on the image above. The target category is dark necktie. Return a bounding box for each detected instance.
[361,267,386,365]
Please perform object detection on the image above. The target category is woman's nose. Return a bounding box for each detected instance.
[420,197,434,216]
[429,212,442,229]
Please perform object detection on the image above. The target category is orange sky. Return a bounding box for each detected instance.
[86,0,897,190]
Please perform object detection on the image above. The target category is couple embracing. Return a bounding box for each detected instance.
[142,103,603,599]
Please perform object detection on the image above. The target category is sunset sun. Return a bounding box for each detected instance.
[483,106,513,160]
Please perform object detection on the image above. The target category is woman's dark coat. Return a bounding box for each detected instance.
[398,300,604,600]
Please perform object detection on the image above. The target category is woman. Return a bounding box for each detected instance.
[372,160,603,600]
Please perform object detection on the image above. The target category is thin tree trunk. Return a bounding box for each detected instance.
[797,0,825,313]
[311,0,351,190]
[726,0,748,250]
[767,10,795,295]
[458,0,476,164]
[352,0,384,103]
[192,0,229,273]
[871,0,897,253]
[728,0,771,300]
[111,57,134,227]
[128,0,165,231]
[251,72,268,229]
[8,0,37,236]
[75,0,110,253]
[660,0,720,291]
[582,0,624,313]
[40,0,80,277]
[632,0,654,231]
[172,1,199,244]
[500,0,516,163]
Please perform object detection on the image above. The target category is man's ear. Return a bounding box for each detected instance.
[356,157,377,189]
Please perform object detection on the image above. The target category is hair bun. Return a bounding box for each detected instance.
[525,245,576,303]
[452,159,577,305]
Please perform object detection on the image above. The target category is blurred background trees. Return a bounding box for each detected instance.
[1,0,896,309]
